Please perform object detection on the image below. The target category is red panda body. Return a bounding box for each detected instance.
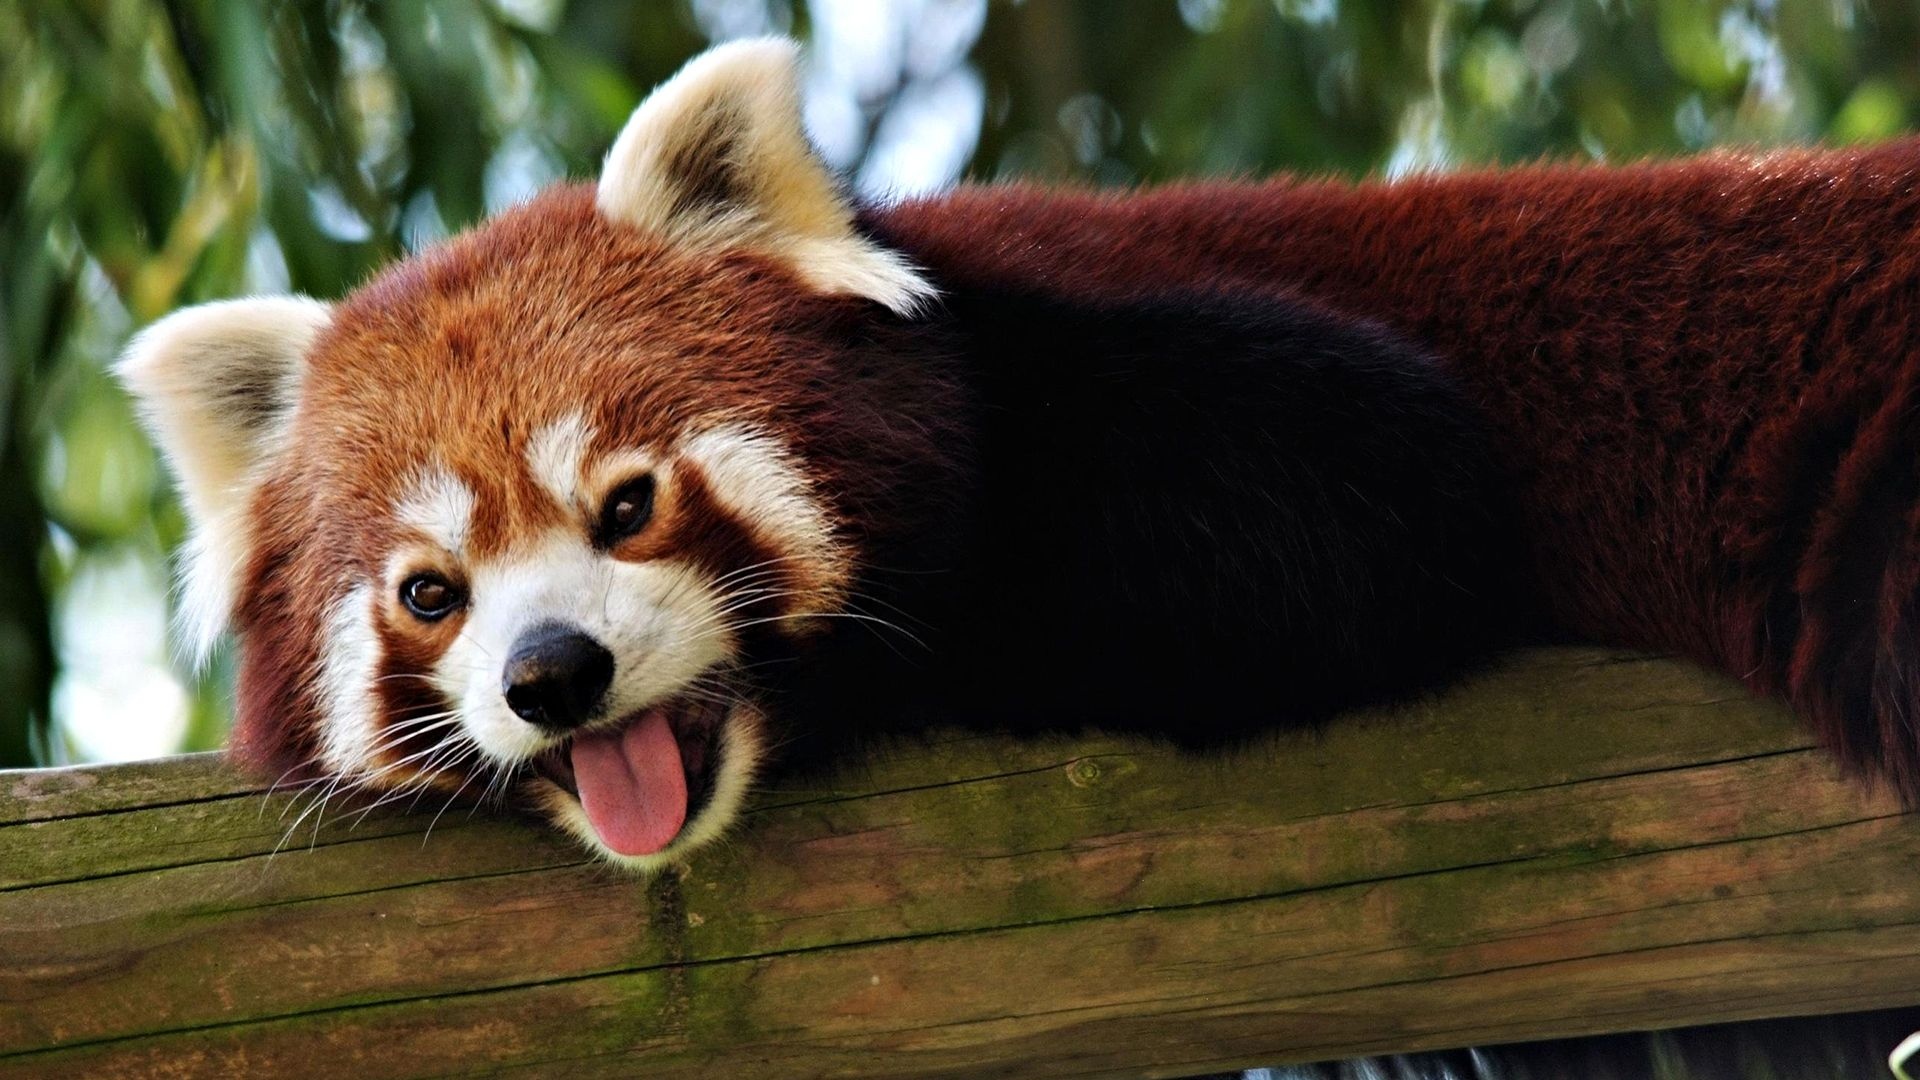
[116,39,1920,871]
[878,139,1920,798]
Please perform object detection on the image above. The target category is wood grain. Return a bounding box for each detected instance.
[1,648,1914,1078]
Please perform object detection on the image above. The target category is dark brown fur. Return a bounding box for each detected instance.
[871,138,1920,798]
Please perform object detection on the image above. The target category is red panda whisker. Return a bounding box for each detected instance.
[370,723,460,747]
[654,550,778,613]
[721,654,799,674]
[310,723,476,827]
[705,554,817,590]
[716,560,807,582]
[697,587,808,623]
[691,611,927,652]
[715,581,797,601]
[667,593,810,646]
[354,741,482,824]
[358,721,470,774]
[471,757,524,817]
[347,773,451,829]
[275,769,354,824]
[260,776,339,831]
[839,586,937,631]
[718,576,798,591]
[351,724,468,772]
[832,594,931,635]
[373,672,453,686]
[257,759,328,818]
[332,733,483,823]
[401,753,481,816]
[314,767,409,820]
[345,753,461,802]
[682,687,749,710]
[271,788,324,830]
[707,559,816,591]
[791,609,926,655]
[697,584,810,615]
[651,559,705,613]
[837,594,936,636]
[375,709,462,733]
[293,715,470,816]
[665,669,737,696]
[478,764,515,810]
[667,685,747,711]
[396,730,481,788]
[421,757,492,848]
[634,654,743,703]
[273,775,356,858]
[703,580,794,610]
[689,595,781,626]
[709,552,813,580]
[376,709,463,731]
[347,773,442,827]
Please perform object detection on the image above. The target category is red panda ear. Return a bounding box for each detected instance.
[115,296,331,663]
[597,37,935,316]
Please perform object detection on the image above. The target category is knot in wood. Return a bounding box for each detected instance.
[1066,758,1103,787]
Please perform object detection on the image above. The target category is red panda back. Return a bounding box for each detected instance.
[876,138,1920,796]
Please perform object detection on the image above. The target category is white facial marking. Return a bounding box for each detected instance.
[681,423,849,606]
[526,413,596,511]
[442,531,732,766]
[315,583,380,774]
[394,465,476,554]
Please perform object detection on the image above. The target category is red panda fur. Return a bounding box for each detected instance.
[872,138,1920,798]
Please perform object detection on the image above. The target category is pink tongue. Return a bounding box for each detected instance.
[570,710,688,856]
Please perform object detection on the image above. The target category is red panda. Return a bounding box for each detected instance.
[112,36,1915,871]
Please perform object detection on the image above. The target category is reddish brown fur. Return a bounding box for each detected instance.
[872,138,1920,796]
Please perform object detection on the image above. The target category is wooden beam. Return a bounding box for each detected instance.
[2,648,1916,1079]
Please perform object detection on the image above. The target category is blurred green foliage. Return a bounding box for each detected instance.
[1,0,1917,766]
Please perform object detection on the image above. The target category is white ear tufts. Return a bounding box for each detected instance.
[596,38,808,236]
[785,235,938,318]
[116,296,331,664]
[597,37,936,316]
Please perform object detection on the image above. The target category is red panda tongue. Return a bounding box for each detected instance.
[569,710,687,857]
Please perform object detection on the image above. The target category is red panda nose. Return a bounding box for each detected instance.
[502,622,614,731]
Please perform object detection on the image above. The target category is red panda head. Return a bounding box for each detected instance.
[115,39,950,872]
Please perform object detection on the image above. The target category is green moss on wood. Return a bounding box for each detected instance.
[0,649,1911,1079]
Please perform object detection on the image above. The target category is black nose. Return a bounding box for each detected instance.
[502,623,614,730]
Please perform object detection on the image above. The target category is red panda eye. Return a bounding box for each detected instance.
[597,475,655,545]
[400,574,464,621]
